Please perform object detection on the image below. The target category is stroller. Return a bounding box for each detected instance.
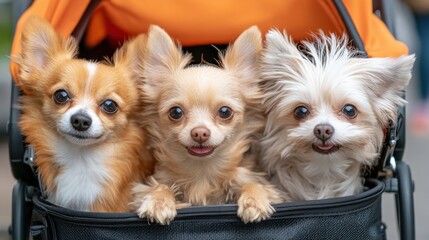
[8,0,415,239]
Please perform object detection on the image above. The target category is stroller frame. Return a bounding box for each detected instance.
[7,0,415,239]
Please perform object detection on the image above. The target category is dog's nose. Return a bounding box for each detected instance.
[70,113,92,131]
[191,127,211,143]
[314,123,334,141]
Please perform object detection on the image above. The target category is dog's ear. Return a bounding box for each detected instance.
[264,29,302,58]
[261,29,304,79]
[141,25,192,99]
[356,54,415,126]
[143,25,191,78]
[14,16,77,93]
[260,29,305,112]
[221,26,262,83]
[113,34,147,80]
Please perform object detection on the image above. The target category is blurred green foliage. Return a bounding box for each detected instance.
[0,2,13,55]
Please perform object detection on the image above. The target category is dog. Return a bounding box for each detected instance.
[131,25,283,224]
[259,29,414,201]
[14,16,154,212]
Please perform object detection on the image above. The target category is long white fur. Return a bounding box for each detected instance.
[52,138,113,210]
[260,29,414,201]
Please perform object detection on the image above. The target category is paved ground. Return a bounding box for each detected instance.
[382,132,429,240]
[0,139,13,240]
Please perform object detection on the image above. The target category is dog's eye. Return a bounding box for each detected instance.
[53,89,70,104]
[342,104,358,119]
[169,107,183,121]
[100,99,119,114]
[294,106,309,120]
[218,106,233,120]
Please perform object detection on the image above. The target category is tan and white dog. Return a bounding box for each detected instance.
[14,16,154,212]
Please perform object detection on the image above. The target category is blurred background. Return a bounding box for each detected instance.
[0,1,428,239]
[0,0,14,238]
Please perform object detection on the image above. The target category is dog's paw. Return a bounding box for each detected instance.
[133,184,177,225]
[237,184,276,223]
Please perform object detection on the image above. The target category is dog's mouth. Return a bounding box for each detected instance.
[69,133,103,140]
[60,130,104,144]
[312,143,340,154]
[186,146,216,157]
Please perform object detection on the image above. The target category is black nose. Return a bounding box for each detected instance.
[313,123,334,141]
[70,113,92,131]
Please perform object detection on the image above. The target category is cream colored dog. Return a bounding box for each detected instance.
[131,26,282,224]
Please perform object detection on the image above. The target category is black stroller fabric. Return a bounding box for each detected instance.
[29,179,385,240]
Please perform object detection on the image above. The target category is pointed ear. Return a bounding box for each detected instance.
[221,26,262,81]
[19,16,77,70]
[113,34,147,80]
[261,29,304,80]
[143,25,191,78]
[260,29,307,112]
[141,25,191,101]
[356,54,415,126]
[14,16,77,90]
[264,29,302,59]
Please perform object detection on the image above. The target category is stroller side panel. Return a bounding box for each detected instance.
[29,180,385,240]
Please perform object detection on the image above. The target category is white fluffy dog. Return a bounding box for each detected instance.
[259,30,414,201]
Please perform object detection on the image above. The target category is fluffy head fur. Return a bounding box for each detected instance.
[260,29,414,201]
[14,16,154,212]
[132,25,282,224]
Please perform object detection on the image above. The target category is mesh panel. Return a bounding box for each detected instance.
[43,198,384,240]
[31,179,386,240]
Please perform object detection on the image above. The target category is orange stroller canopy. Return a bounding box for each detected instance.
[10,0,408,84]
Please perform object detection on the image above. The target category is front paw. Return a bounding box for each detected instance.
[237,184,276,223]
[133,183,177,225]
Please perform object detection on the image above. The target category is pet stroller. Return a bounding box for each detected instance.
[8,0,415,239]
